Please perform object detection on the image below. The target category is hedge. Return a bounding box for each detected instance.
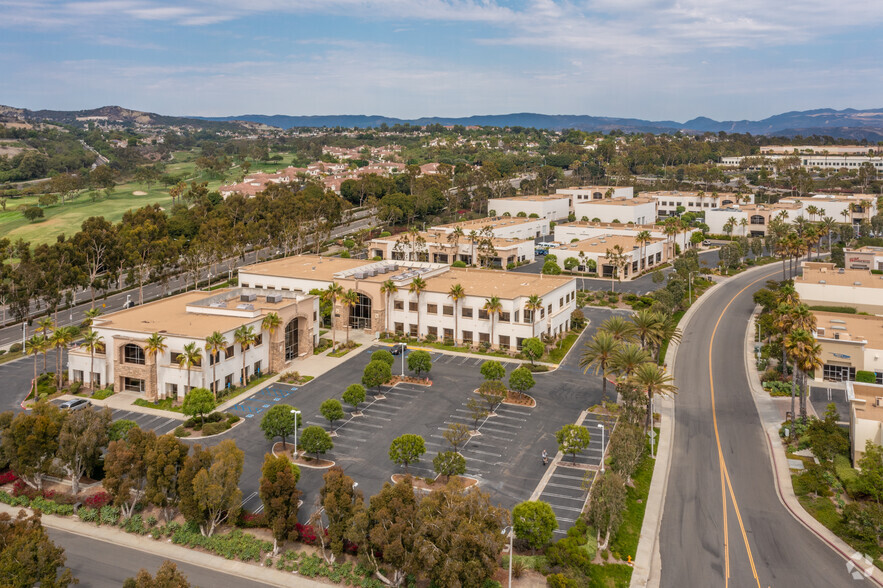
[856,371,877,384]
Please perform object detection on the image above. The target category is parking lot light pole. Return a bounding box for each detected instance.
[501,526,514,587]
[290,409,301,458]
[401,348,405,377]
[597,423,605,473]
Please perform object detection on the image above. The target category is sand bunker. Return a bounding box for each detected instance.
[133,190,147,196]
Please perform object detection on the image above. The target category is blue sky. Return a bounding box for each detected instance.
[1,1,881,121]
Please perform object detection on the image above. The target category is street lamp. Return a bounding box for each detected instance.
[597,423,605,473]
[501,526,514,587]
[290,409,301,458]
[401,346,406,377]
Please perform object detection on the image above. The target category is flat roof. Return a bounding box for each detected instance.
[848,246,883,254]
[551,234,663,255]
[852,383,883,421]
[373,230,530,248]
[434,216,543,230]
[796,263,883,290]
[813,311,883,349]
[488,195,569,202]
[556,185,621,191]
[718,202,801,212]
[573,196,654,207]
[94,290,298,338]
[424,267,573,299]
[560,220,675,232]
[240,256,373,282]
[642,190,737,199]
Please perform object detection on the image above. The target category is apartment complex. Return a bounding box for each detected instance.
[794,262,883,315]
[546,233,672,278]
[812,311,883,382]
[487,195,571,221]
[367,230,534,267]
[67,288,319,401]
[644,191,748,217]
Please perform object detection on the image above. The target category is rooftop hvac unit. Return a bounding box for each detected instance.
[834,333,839,339]
[819,280,826,284]
[266,294,283,303]
[354,272,365,279]
[366,269,376,277]
[240,293,257,302]
[817,327,825,336]
[377,266,388,274]
[854,282,862,286]
[236,304,254,310]
[839,268,845,274]
[876,397,883,407]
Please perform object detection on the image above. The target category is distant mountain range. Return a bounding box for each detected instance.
[3,104,883,139]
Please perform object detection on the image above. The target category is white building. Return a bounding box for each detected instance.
[555,186,633,205]
[845,382,883,465]
[779,194,878,224]
[572,196,656,226]
[547,234,672,278]
[553,220,699,244]
[721,154,883,172]
[67,289,319,401]
[705,202,803,237]
[367,230,535,267]
[794,262,883,315]
[488,195,571,221]
[433,215,551,239]
[644,191,750,218]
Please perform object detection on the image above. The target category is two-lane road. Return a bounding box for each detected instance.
[660,266,865,587]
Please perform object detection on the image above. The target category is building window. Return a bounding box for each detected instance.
[427,304,438,314]
[225,374,233,389]
[462,330,473,343]
[409,324,418,337]
[394,300,404,310]
[395,322,404,334]
[254,334,262,346]
[499,311,510,322]
[656,252,661,262]
[462,307,473,318]
[254,361,262,376]
[479,309,489,320]
[546,304,552,315]
[516,337,524,349]
[514,310,520,323]
[123,344,146,365]
[822,364,855,381]
[479,332,490,343]
[876,372,883,385]
[560,297,564,307]
[443,328,454,340]
[166,383,178,397]
[409,302,418,312]
[499,335,511,349]
[225,345,235,359]
[285,319,299,361]
[525,309,534,323]
[124,377,145,393]
[750,215,765,225]
[427,326,438,338]
[443,305,454,316]
[73,370,83,383]
[349,292,372,329]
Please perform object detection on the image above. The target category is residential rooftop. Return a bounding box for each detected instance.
[812,311,883,349]
[796,262,883,289]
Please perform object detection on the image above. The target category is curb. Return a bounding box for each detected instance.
[0,503,325,587]
[743,307,883,587]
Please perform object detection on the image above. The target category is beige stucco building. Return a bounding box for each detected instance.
[546,234,673,278]
[846,382,883,465]
[812,310,883,382]
[844,246,883,271]
[487,195,571,221]
[795,262,883,316]
[367,230,535,267]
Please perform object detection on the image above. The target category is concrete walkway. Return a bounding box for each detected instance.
[0,502,325,587]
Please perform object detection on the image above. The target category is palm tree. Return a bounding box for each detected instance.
[380,279,398,334]
[448,284,466,344]
[525,294,544,337]
[630,309,663,351]
[636,230,652,271]
[447,226,465,260]
[579,331,618,402]
[36,316,55,371]
[81,330,104,391]
[468,230,479,264]
[609,343,652,381]
[784,328,822,424]
[605,244,628,292]
[262,312,282,342]
[176,342,202,394]
[821,216,836,251]
[51,326,77,389]
[27,335,46,396]
[83,307,102,329]
[233,325,257,386]
[321,282,344,349]
[144,333,167,400]
[654,313,682,362]
[409,276,427,339]
[599,315,636,344]
[341,289,359,344]
[204,331,228,400]
[739,217,748,237]
[631,362,678,432]
[483,295,503,348]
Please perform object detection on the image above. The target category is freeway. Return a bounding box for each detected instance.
[659,265,863,586]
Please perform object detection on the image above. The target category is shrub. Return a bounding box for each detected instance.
[124,514,147,534]
[380,231,391,237]
[834,454,863,497]
[77,507,98,523]
[12,479,37,499]
[546,573,579,587]
[92,388,114,400]
[99,505,120,526]
[792,465,832,498]
[84,491,112,509]
[9,343,22,354]
[452,260,467,268]
[227,413,240,424]
[201,422,228,436]
[0,471,19,485]
[174,426,191,438]
[856,370,876,383]
[69,381,82,395]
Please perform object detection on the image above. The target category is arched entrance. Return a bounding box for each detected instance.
[349,292,372,330]
[284,319,299,361]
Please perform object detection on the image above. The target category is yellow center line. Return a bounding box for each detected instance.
[708,270,779,588]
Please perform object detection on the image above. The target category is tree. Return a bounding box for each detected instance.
[260,404,301,450]
[177,342,202,394]
[466,397,488,431]
[50,326,77,389]
[433,451,467,478]
[183,440,244,537]
[26,335,46,395]
[320,398,345,431]
[22,206,44,222]
[103,427,157,519]
[408,276,427,338]
[380,279,398,334]
[406,349,432,378]
[599,315,635,343]
[145,433,190,523]
[525,294,544,336]
[108,419,138,441]
[362,359,392,393]
[204,331,227,400]
[322,282,345,348]
[319,466,362,558]
[301,426,334,461]
[605,245,628,291]
[388,434,426,473]
[371,349,394,366]
[123,561,191,588]
[631,362,677,432]
[478,380,507,413]
[341,289,359,344]
[512,500,558,551]
[858,441,883,505]
[542,259,561,275]
[556,424,591,464]
[521,337,544,365]
[480,360,506,381]
[448,283,466,343]
[80,330,104,391]
[343,384,366,411]
[607,423,645,481]
[586,471,627,550]
[0,511,76,588]
[1,402,65,490]
[508,366,535,398]
[483,296,503,347]
[144,333,167,401]
[182,387,215,426]
[259,453,302,554]
[443,423,471,453]
[807,403,849,464]
[57,406,111,495]
[609,343,652,380]
[233,325,257,385]
[579,331,618,402]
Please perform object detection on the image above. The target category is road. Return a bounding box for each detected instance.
[47,528,273,588]
[660,264,863,586]
[0,213,375,348]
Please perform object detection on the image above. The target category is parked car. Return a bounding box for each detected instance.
[702,240,711,246]
[390,343,407,355]
[59,398,90,411]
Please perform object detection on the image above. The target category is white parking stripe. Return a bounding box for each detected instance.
[540,492,586,502]
[359,413,391,421]
[544,504,583,513]
[546,482,586,491]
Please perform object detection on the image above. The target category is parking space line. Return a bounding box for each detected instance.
[541,493,586,502]
[480,418,522,429]
[542,503,583,513]
[459,447,503,458]
[458,357,470,365]
[488,413,528,422]
[546,481,586,491]
[361,407,399,416]
[550,473,586,481]
[358,413,392,421]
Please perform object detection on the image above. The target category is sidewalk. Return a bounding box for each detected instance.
[743,308,883,587]
[0,503,324,587]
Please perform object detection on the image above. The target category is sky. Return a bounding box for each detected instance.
[1,0,882,122]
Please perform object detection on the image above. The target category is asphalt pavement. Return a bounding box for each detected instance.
[659,264,866,587]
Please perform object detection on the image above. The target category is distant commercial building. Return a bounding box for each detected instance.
[779,194,878,224]
[432,215,551,239]
[844,246,883,271]
[553,221,700,247]
[644,191,749,217]
[487,195,571,221]
[367,230,535,267]
[720,154,883,172]
[845,382,883,465]
[812,311,883,382]
[705,202,802,236]
[571,196,656,226]
[547,233,672,278]
[794,262,883,315]
[761,145,878,156]
[554,186,634,204]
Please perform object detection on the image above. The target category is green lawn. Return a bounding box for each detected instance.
[608,429,659,561]
[544,327,583,364]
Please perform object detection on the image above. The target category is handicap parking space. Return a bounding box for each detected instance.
[225,382,300,419]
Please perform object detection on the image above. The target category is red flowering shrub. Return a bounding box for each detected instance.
[41,488,56,500]
[295,523,318,545]
[83,492,111,509]
[237,512,267,528]
[12,479,38,499]
[0,471,18,485]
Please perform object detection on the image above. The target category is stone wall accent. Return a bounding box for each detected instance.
[112,336,157,401]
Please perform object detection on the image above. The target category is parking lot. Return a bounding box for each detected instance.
[226,382,301,419]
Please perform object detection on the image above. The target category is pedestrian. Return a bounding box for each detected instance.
[542,449,548,466]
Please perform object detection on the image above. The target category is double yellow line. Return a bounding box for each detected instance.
[707,272,779,588]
